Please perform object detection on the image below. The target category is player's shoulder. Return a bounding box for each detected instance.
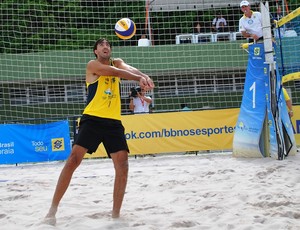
[112,57,124,63]
[111,58,125,67]
[86,59,102,70]
[86,59,96,68]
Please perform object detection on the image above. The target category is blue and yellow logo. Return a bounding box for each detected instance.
[51,138,65,151]
[254,47,260,56]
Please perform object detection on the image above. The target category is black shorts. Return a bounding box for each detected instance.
[74,114,129,157]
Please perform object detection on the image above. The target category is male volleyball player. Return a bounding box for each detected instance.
[44,38,155,224]
[239,1,263,42]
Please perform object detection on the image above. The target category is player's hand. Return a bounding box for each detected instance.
[146,77,155,89]
[139,77,148,89]
[139,76,154,91]
[144,75,155,90]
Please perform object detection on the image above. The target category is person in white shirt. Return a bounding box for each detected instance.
[212,12,227,32]
[239,0,263,42]
[129,87,152,114]
[138,34,151,47]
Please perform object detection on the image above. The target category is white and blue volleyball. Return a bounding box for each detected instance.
[115,18,136,40]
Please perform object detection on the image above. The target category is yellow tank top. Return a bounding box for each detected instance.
[83,60,121,120]
[282,88,290,101]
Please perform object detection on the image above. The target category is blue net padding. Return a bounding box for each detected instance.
[275,16,300,76]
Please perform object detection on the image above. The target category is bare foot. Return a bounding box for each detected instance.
[42,216,56,226]
[43,206,57,225]
[112,211,120,218]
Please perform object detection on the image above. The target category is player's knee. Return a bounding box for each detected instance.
[111,150,129,175]
[66,152,83,169]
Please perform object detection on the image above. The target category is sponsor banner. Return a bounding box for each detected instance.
[86,106,300,158]
[87,109,239,158]
[0,120,71,164]
[291,106,300,147]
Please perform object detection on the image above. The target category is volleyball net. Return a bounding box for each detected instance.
[274,7,300,83]
[0,0,299,125]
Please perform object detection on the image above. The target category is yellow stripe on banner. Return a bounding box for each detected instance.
[86,108,239,158]
[84,106,300,159]
[282,72,300,83]
[277,7,300,27]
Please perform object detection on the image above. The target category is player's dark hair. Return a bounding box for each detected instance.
[93,38,112,58]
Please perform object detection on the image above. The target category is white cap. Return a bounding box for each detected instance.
[240,0,250,7]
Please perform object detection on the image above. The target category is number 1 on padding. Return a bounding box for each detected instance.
[249,81,256,109]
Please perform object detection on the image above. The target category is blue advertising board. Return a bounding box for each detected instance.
[233,44,270,158]
[233,43,296,159]
[0,120,71,164]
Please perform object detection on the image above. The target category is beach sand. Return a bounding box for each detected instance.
[1,152,299,230]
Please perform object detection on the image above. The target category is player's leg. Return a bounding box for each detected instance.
[44,144,87,223]
[110,150,129,218]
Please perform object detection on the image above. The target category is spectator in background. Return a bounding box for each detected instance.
[129,86,152,114]
[239,0,263,42]
[194,21,209,42]
[138,34,151,47]
[194,21,205,34]
[274,5,283,21]
[272,5,284,38]
[283,87,293,118]
[212,11,227,32]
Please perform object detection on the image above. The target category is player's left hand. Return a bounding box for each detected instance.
[139,76,154,91]
[145,76,155,90]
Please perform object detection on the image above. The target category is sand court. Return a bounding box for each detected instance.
[0,152,299,230]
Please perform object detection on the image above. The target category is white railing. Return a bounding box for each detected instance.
[175,32,244,44]
[175,34,196,44]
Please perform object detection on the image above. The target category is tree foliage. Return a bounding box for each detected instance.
[0,0,298,53]
[0,0,145,53]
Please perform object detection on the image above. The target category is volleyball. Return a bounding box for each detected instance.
[115,18,136,40]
